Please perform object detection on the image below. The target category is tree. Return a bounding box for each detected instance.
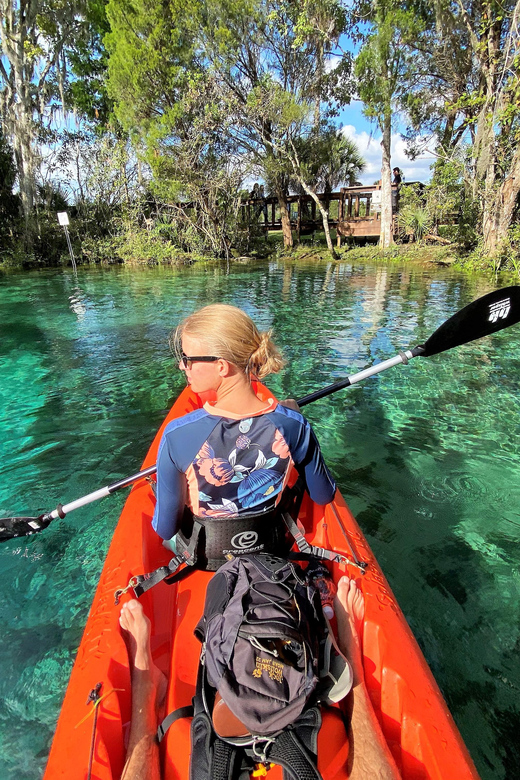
[0,1,85,226]
[105,0,249,257]
[190,0,353,256]
[67,0,113,127]
[106,0,355,258]
[354,0,421,248]
[399,0,520,255]
[292,0,348,127]
[292,125,365,197]
[454,0,520,254]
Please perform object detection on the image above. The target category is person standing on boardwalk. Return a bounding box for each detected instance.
[392,168,402,212]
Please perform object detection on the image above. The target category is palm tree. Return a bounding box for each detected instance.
[292,126,365,201]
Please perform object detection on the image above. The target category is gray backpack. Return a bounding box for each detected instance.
[157,554,352,780]
[197,553,322,737]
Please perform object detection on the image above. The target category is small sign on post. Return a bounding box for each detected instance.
[371,190,382,213]
[57,212,76,271]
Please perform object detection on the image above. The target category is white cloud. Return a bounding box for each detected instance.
[341,123,435,185]
[324,55,342,74]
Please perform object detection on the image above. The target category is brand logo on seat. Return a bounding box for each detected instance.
[231,531,259,549]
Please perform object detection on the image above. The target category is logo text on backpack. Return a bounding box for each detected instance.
[252,657,284,683]
[231,531,259,549]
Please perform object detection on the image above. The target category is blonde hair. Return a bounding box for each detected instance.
[170,304,285,379]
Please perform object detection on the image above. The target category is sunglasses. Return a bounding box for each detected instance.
[180,353,221,369]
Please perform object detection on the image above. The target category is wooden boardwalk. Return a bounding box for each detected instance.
[244,184,413,243]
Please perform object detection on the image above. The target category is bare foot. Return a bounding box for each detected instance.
[334,577,365,686]
[119,599,167,708]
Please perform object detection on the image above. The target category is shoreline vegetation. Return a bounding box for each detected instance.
[1,1,519,278]
[2,229,519,282]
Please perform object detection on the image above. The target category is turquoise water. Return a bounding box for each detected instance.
[0,263,519,778]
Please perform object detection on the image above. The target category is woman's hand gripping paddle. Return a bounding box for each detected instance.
[2,285,519,542]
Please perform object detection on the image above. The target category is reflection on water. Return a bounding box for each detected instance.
[0,262,519,779]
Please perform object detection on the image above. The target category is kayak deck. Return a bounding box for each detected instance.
[43,386,479,780]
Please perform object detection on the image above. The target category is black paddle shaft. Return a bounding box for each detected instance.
[2,285,519,541]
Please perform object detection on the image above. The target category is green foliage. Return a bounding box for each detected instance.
[291,124,365,194]
[0,130,20,244]
[425,158,480,248]
[397,185,433,242]
[354,0,423,129]
[395,160,481,249]
[67,0,114,127]
[80,231,187,266]
[491,224,520,278]
[424,159,463,225]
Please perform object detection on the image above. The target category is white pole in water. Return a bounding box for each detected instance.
[57,212,77,271]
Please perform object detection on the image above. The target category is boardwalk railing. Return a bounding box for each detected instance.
[244,183,420,243]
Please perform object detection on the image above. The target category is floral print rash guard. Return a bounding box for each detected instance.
[152,399,336,540]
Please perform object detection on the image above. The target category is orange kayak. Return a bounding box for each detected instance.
[43,385,480,780]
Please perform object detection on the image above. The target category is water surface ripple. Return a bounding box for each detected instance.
[0,263,519,779]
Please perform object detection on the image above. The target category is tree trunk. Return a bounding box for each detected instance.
[314,39,324,129]
[483,144,520,255]
[294,174,339,259]
[379,107,393,248]
[276,189,293,249]
[6,5,37,223]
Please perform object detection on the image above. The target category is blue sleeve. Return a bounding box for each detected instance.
[272,407,336,505]
[151,410,220,539]
[152,431,187,540]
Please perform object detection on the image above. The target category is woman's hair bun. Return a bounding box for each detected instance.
[171,304,285,379]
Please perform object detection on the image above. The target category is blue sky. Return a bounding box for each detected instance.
[336,101,435,186]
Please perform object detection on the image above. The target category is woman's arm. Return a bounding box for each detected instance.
[151,434,187,540]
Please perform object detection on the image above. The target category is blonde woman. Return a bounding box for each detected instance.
[151,304,336,550]
[119,304,400,780]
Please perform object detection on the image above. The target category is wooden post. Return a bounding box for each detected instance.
[297,195,301,242]
[337,189,345,248]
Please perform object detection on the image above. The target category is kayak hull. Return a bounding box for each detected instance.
[43,386,479,780]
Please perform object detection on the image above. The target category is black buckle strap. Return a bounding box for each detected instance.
[114,521,204,603]
[131,555,185,598]
[282,512,349,566]
[157,704,194,742]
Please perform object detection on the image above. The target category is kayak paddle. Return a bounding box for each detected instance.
[1,284,519,542]
[298,284,520,405]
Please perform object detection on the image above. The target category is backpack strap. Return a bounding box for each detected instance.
[267,707,322,780]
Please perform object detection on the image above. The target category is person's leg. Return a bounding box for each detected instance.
[119,599,167,780]
[335,577,401,780]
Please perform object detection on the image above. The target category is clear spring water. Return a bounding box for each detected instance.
[0,262,519,779]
